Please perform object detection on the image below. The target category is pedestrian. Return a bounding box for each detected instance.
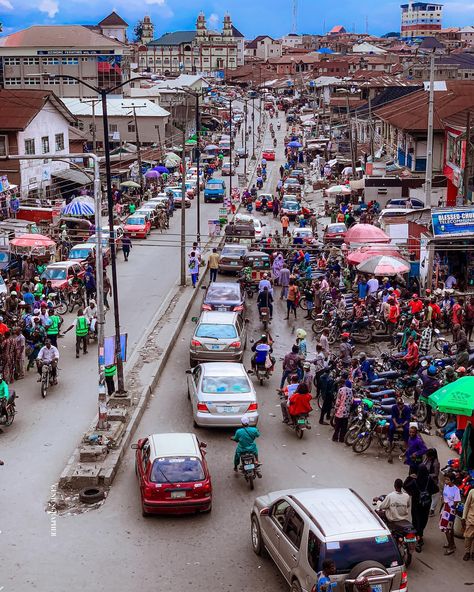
[339,332,352,368]
[439,472,461,555]
[281,214,290,236]
[122,233,132,261]
[462,487,474,561]
[464,296,474,341]
[422,448,441,517]
[280,345,302,389]
[419,321,433,356]
[318,368,335,425]
[404,423,427,473]
[319,328,330,358]
[207,248,220,283]
[104,363,116,396]
[84,266,96,304]
[332,373,353,442]
[272,253,284,285]
[403,464,439,551]
[63,308,89,358]
[103,273,112,310]
[314,558,336,591]
[13,326,25,380]
[301,361,314,394]
[285,280,299,320]
[1,331,15,384]
[279,264,290,300]
[188,251,200,288]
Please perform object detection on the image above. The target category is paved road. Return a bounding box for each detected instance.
[2,105,470,592]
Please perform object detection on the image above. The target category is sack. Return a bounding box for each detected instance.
[264,354,272,370]
[419,489,431,508]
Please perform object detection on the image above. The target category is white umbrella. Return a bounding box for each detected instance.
[325,184,352,195]
[357,255,411,276]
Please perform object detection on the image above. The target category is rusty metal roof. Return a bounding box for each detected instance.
[0,89,75,131]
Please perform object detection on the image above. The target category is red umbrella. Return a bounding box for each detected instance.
[347,246,403,265]
[10,234,55,248]
[344,223,390,245]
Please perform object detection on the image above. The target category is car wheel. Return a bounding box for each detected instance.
[142,505,150,518]
[251,514,263,555]
[290,580,302,592]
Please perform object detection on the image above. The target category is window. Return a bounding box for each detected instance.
[3,57,20,66]
[43,57,59,65]
[128,123,136,133]
[322,537,402,573]
[150,457,205,483]
[24,78,40,86]
[63,78,78,85]
[4,78,22,86]
[307,530,321,572]
[23,57,39,65]
[61,57,78,65]
[24,139,35,155]
[55,133,64,151]
[41,136,50,154]
[271,499,291,528]
[0,135,7,158]
[109,123,118,133]
[43,77,59,86]
[283,509,304,548]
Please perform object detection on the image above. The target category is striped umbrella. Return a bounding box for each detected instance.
[62,198,95,216]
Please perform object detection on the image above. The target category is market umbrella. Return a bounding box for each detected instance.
[144,170,160,179]
[325,184,352,195]
[357,255,410,276]
[120,180,141,188]
[153,166,169,174]
[204,144,219,151]
[185,139,197,146]
[62,198,95,216]
[428,377,474,416]
[347,246,403,265]
[164,151,181,162]
[287,140,302,148]
[344,223,390,245]
[10,234,55,249]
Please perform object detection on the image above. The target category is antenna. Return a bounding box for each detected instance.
[292,0,298,34]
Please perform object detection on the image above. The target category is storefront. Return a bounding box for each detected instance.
[429,208,474,291]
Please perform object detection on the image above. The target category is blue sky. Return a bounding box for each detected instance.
[0,0,472,38]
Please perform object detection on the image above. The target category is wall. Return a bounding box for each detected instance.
[73,114,168,145]
[17,103,71,198]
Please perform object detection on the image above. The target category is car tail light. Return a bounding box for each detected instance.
[191,339,202,347]
[197,402,209,413]
[229,341,241,349]
[400,571,408,590]
[233,305,244,312]
[202,304,212,311]
[247,402,258,412]
[144,485,154,498]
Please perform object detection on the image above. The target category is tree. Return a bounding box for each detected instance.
[133,20,144,43]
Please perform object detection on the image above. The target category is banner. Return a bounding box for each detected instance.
[431,209,474,238]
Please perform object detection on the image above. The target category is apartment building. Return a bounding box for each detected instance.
[400,2,443,40]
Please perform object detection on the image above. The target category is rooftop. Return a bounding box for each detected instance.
[97,11,128,28]
[0,25,124,48]
[60,97,170,118]
[0,89,75,131]
[148,31,196,47]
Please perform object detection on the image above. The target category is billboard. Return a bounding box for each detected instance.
[431,209,474,238]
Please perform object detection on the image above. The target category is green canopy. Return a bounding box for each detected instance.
[428,377,474,417]
[185,139,197,146]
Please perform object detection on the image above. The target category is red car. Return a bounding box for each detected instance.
[255,193,274,211]
[262,149,275,161]
[132,432,212,516]
[41,261,85,293]
[123,214,151,239]
[323,222,347,244]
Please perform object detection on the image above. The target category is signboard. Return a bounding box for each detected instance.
[431,209,474,238]
[104,333,128,366]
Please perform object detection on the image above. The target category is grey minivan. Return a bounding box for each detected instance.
[251,488,407,592]
[190,311,247,366]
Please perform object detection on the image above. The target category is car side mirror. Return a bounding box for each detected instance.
[185,369,192,374]
[260,507,270,516]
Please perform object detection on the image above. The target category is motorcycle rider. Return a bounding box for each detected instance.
[231,415,260,472]
[36,338,59,384]
[84,299,98,335]
[251,334,275,372]
[418,365,441,428]
[0,373,9,419]
[388,398,411,463]
[358,352,377,384]
[257,286,273,321]
[377,478,411,524]
[288,382,313,425]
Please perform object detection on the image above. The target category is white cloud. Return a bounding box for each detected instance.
[0,0,13,9]
[208,12,219,27]
[144,0,165,4]
[39,0,58,17]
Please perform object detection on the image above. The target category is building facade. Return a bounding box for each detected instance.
[138,14,243,76]
[245,36,282,61]
[400,2,443,40]
[0,24,130,98]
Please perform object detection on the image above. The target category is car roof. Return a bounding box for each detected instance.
[148,433,201,460]
[198,311,239,324]
[327,223,347,229]
[380,208,413,215]
[200,362,247,377]
[71,243,94,249]
[46,261,77,268]
[207,281,240,292]
[289,488,387,541]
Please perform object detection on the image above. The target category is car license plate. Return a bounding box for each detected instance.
[244,463,255,470]
[217,406,237,413]
[230,261,238,266]
[371,586,382,592]
[297,419,306,425]
[217,307,227,312]
[211,344,221,350]
[170,491,186,499]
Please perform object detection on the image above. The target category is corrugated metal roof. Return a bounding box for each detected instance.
[0,25,124,48]
[61,97,170,118]
[97,11,128,27]
[0,89,75,131]
[148,31,196,47]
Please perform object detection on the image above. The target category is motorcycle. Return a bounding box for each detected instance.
[273,138,277,148]
[40,362,57,398]
[262,171,267,182]
[373,496,418,566]
[0,390,17,427]
[47,291,68,316]
[68,286,84,313]
[279,393,311,438]
[254,362,271,386]
[262,204,268,216]
[259,306,270,331]
[352,414,396,454]
[238,453,261,490]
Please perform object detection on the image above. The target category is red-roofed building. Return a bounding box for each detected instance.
[329,25,346,35]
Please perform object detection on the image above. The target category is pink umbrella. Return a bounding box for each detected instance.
[344,223,390,245]
[347,246,403,265]
[357,255,410,276]
[144,170,160,179]
[10,234,55,248]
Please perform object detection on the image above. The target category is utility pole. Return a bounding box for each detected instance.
[346,94,356,179]
[180,128,187,286]
[251,96,256,160]
[81,98,101,153]
[368,93,375,163]
[229,97,233,200]
[425,52,435,209]
[464,110,471,205]
[243,100,248,178]
[195,91,201,242]
[122,103,146,191]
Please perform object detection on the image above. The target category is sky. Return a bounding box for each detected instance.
[0,0,473,39]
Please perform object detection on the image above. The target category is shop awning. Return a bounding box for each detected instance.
[52,168,93,186]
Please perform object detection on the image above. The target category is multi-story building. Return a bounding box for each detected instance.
[459,26,474,46]
[138,14,243,76]
[400,2,443,40]
[245,36,282,61]
[0,21,130,98]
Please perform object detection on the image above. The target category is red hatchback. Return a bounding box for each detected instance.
[124,214,151,239]
[262,149,275,161]
[132,432,212,516]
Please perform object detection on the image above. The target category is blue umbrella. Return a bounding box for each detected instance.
[153,165,169,174]
[145,170,160,179]
[62,198,94,216]
[288,140,302,148]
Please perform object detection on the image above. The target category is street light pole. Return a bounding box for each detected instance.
[229,97,233,199]
[195,92,201,243]
[180,128,187,286]
[425,52,436,209]
[251,96,256,160]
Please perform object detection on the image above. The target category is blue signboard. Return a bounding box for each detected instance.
[431,209,474,237]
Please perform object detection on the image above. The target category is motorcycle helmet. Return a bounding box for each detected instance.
[427,365,437,376]
[358,352,367,360]
[240,415,250,426]
[303,361,311,370]
[296,328,307,340]
[10,290,17,296]
[341,332,350,339]
[445,365,455,376]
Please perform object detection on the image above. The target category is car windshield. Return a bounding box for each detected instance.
[127,217,145,225]
[89,236,108,248]
[322,536,402,573]
[206,182,222,190]
[196,323,237,339]
[284,202,299,211]
[150,457,205,484]
[0,252,8,262]
[42,268,66,280]
[329,225,346,233]
[222,247,246,257]
[202,376,251,394]
[206,285,240,302]
[69,248,91,259]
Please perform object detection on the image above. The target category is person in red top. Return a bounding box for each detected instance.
[288,383,313,421]
[0,317,9,336]
[428,297,441,327]
[387,297,400,334]
[408,294,424,315]
[452,298,465,327]
[403,336,419,373]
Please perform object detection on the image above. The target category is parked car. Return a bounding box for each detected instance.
[262,149,275,161]
[218,244,248,273]
[236,147,248,159]
[323,222,347,244]
[221,161,234,176]
[250,487,407,591]
[173,194,192,209]
[202,282,244,313]
[123,215,151,239]
[186,362,258,427]
[67,243,97,264]
[280,199,301,220]
[41,261,85,292]
[204,179,226,203]
[386,198,424,209]
[292,227,317,245]
[136,204,160,228]
[189,311,247,365]
[132,432,212,516]
[255,193,273,211]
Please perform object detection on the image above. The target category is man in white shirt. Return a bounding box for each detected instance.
[367,275,379,296]
[258,273,273,296]
[36,338,60,384]
[319,329,330,358]
[445,274,457,290]
[378,479,410,523]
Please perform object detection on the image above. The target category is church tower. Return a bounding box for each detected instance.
[141,15,154,44]
[196,12,208,42]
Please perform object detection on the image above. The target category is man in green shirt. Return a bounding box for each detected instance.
[231,415,260,471]
[63,309,90,358]
[46,311,62,348]
[129,203,136,215]
[0,374,9,419]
